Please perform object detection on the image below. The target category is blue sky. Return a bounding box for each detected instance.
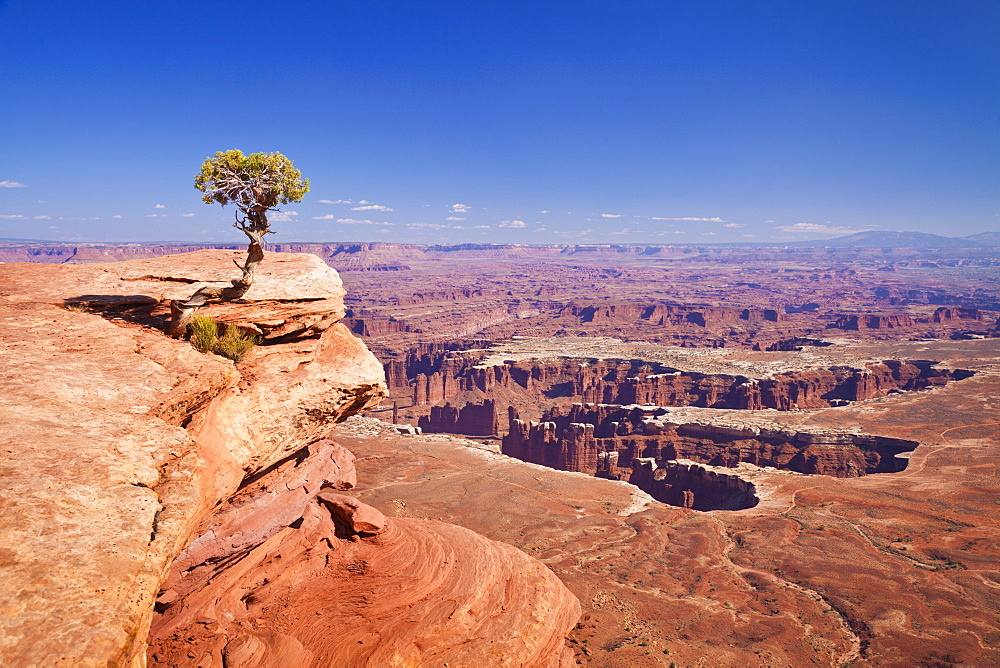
[1,0,997,244]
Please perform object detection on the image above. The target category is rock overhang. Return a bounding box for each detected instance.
[0,250,388,665]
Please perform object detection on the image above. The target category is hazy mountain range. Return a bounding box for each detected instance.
[788,230,1000,248]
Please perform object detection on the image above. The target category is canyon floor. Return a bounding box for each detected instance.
[334,334,1000,666]
[322,242,1000,666]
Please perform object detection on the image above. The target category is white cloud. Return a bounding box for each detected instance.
[146,214,167,218]
[650,216,724,222]
[445,216,466,221]
[34,215,51,220]
[154,204,165,209]
[539,210,550,214]
[408,222,448,230]
[499,220,527,228]
[112,215,122,219]
[450,203,470,213]
[180,213,195,217]
[357,200,371,205]
[777,222,865,235]
[337,218,394,226]
[471,225,491,229]
[351,204,394,212]
[312,214,337,220]
[702,232,719,236]
[0,180,26,188]
[319,199,352,204]
[764,219,776,223]
[722,223,744,228]
[0,214,28,219]
[268,210,299,222]
[601,213,623,218]
[48,225,58,230]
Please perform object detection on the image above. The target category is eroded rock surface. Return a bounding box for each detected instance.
[147,438,580,667]
[504,402,920,482]
[332,335,1000,667]
[0,251,579,667]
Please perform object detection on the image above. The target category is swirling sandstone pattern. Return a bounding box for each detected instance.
[147,438,579,667]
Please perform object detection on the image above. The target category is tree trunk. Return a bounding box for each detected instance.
[168,208,268,338]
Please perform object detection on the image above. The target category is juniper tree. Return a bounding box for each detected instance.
[168,150,309,336]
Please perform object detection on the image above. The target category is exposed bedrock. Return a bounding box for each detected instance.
[0,251,579,667]
[148,438,580,667]
[630,458,760,511]
[557,301,785,326]
[409,355,971,436]
[828,307,983,331]
[502,403,919,508]
[419,399,500,435]
[0,252,388,665]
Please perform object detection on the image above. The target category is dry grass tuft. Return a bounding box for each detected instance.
[215,324,260,362]
[188,315,219,354]
[187,316,259,361]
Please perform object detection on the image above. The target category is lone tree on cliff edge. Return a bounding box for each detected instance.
[168,150,309,337]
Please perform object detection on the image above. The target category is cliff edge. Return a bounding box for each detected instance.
[0,250,579,666]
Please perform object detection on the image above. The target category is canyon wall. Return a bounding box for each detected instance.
[0,251,579,667]
[630,458,760,511]
[409,355,969,436]
[503,403,919,487]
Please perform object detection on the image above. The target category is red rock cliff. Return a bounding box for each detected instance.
[0,250,579,667]
[503,403,919,482]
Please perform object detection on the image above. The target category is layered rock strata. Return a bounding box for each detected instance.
[0,251,579,666]
[630,458,760,510]
[503,403,919,491]
[147,437,580,666]
[404,348,970,436]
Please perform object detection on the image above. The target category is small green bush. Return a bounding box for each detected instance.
[188,315,219,353]
[215,324,260,362]
[187,316,259,362]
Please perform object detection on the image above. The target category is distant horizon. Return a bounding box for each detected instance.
[1,1,997,244]
[1,228,997,249]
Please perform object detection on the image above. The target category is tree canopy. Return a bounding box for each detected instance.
[195,149,309,213]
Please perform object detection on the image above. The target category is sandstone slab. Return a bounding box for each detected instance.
[0,252,387,666]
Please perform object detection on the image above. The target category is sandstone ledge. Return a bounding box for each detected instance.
[0,252,387,665]
[0,250,581,667]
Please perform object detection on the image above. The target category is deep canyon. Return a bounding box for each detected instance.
[1,240,999,666]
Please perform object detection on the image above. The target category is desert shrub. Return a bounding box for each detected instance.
[187,317,259,362]
[63,301,93,312]
[214,324,260,362]
[188,315,219,353]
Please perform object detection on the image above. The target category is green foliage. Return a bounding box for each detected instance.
[187,316,259,362]
[214,324,260,362]
[194,149,309,211]
[188,315,218,353]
